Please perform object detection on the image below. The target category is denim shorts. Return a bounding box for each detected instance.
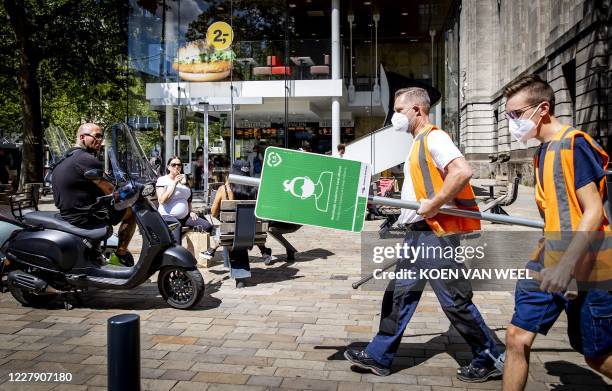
[511,262,612,358]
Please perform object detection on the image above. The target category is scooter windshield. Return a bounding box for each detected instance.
[106,123,158,186]
[44,126,72,165]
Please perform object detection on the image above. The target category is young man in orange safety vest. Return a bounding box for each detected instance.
[345,87,503,382]
[502,74,612,390]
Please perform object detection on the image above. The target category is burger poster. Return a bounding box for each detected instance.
[172,21,235,82]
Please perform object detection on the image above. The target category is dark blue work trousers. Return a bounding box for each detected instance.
[365,230,499,368]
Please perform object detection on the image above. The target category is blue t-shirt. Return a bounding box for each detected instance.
[538,136,605,191]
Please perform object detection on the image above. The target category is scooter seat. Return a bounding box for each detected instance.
[24,211,112,241]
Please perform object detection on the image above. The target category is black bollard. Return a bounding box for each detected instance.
[108,314,141,391]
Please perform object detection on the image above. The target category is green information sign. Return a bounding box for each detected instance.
[255,147,372,232]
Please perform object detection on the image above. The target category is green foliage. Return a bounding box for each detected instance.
[0,0,130,138]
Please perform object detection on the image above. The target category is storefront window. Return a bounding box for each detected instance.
[127,1,452,188]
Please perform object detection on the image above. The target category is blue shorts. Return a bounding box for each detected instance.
[511,262,612,358]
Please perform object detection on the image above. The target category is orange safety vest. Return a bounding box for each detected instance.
[409,124,481,236]
[535,125,612,283]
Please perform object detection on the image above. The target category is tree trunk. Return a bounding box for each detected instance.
[3,0,44,191]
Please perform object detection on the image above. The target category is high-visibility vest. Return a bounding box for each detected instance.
[535,125,612,283]
[409,124,481,236]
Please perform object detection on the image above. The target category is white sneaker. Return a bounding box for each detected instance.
[200,248,216,260]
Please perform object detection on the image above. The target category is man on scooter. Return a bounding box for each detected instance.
[52,123,136,266]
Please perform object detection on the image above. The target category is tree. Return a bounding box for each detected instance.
[1,0,128,189]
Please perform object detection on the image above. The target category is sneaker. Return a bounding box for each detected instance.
[108,251,134,267]
[235,279,246,289]
[456,363,502,383]
[344,349,390,376]
[263,253,275,266]
[200,248,216,260]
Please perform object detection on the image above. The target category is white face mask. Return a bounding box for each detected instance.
[391,112,410,133]
[508,103,542,144]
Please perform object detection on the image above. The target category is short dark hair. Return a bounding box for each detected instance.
[504,74,555,114]
[337,143,345,152]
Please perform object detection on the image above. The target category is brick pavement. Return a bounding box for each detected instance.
[0,187,610,390]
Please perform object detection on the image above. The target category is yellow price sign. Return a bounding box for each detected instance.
[206,21,234,50]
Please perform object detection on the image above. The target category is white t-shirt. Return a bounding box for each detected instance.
[398,130,464,225]
[156,175,192,219]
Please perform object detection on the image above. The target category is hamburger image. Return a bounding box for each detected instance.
[172,40,235,82]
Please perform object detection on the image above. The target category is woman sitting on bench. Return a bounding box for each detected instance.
[156,156,213,246]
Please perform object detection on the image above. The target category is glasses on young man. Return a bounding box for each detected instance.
[504,102,540,121]
[170,163,182,167]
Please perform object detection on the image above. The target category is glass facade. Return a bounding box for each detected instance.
[127,0,453,189]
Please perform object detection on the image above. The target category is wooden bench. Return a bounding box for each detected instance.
[219,200,267,250]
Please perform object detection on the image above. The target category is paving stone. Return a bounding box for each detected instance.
[417,375,454,386]
[151,336,198,345]
[191,363,244,374]
[0,383,56,391]
[191,372,249,385]
[141,378,177,390]
[337,381,373,391]
[142,368,167,380]
[4,350,43,361]
[246,375,283,387]
[35,353,89,364]
[222,356,273,367]
[254,349,303,359]
[279,377,338,390]
[159,369,196,381]
[242,366,277,376]
[273,358,326,370]
[274,367,329,380]
[170,381,210,390]
[206,385,266,391]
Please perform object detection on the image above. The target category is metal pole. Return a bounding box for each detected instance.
[177,87,182,157]
[331,0,341,155]
[108,314,140,391]
[230,86,235,163]
[164,105,173,163]
[228,174,544,229]
[203,103,209,200]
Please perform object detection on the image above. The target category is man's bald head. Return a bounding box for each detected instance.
[77,123,101,139]
[76,123,103,151]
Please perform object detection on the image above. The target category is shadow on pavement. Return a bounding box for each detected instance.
[290,248,334,262]
[12,278,223,311]
[545,360,610,390]
[249,262,302,286]
[318,326,507,374]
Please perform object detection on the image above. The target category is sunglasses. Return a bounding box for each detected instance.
[169,163,182,167]
[83,133,104,140]
[504,102,541,121]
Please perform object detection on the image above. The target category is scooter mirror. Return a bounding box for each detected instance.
[84,169,104,180]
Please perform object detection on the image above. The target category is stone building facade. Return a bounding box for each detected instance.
[447,0,610,185]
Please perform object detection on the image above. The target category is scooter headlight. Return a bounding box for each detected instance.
[141,183,155,197]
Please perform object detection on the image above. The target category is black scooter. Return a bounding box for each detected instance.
[0,123,205,309]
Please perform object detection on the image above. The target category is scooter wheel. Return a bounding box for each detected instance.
[8,280,57,308]
[157,267,205,309]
